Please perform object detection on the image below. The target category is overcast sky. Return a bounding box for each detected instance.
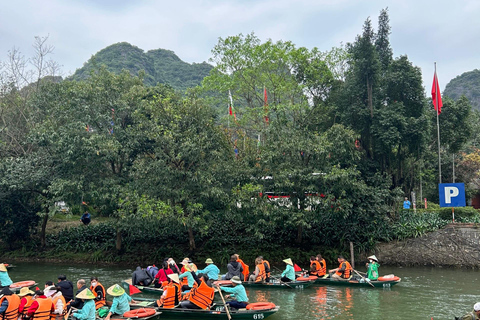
[1,0,479,92]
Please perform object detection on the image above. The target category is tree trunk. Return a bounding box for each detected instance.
[116,227,122,251]
[40,211,49,248]
[188,227,196,250]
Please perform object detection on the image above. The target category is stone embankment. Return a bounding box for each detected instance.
[375,223,480,268]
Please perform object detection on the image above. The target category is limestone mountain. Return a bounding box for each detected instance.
[70,42,212,91]
[444,69,480,110]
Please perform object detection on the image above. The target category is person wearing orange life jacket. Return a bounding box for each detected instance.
[234,254,249,282]
[156,274,182,309]
[328,255,353,280]
[104,284,137,320]
[179,263,196,292]
[89,277,105,309]
[18,287,35,319]
[44,286,66,320]
[259,257,271,282]
[309,256,321,276]
[248,258,266,283]
[0,287,20,320]
[316,254,327,277]
[179,274,214,310]
[27,290,55,320]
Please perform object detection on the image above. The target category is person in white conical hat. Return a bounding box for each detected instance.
[156,274,181,308]
[280,258,295,282]
[366,255,380,280]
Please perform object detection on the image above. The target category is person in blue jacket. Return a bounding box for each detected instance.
[72,289,96,320]
[0,264,13,287]
[196,259,220,285]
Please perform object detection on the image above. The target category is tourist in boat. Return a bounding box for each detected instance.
[0,264,13,288]
[104,284,136,320]
[178,264,195,291]
[69,279,87,310]
[89,277,106,309]
[316,254,327,277]
[57,275,74,301]
[180,258,198,273]
[18,287,35,319]
[131,266,154,286]
[248,257,266,282]
[167,258,181,274]
[156,274,181,308]
[0,287,20,320]
[147,263,159,278]
[154,261,173,288]
[71,289,96,320]
[259,257,271,282]
[44,281,53,289]
[179,274,214,309]
[223,255,244,280]
[27,289,54,319]
[217,276,248,309]
[45,285,66,320]
[309,256,321,277]
[281,258,295,282]
[366,255,380,281]
[458,302,480,320]
[196,258,220,284]
[328,255,353,280]
[234,254,249,282]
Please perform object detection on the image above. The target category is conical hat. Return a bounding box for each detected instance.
[168,274,180,284]
[76,288,95,300]
[107,284,125,297]
[18,287,34,297]
[367,255,378,262]
[205,258,214,264]
[0,264,7,272]
[283,258,293,265]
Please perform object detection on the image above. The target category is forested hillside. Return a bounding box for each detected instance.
[70,42,213,91]
[444,69,480,110]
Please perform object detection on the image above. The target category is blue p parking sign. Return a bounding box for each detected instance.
[439,183,466,207]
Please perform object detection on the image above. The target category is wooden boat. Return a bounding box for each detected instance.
[155,303,279,319]
[68,307,161,320]
[214,279,313,289]
[297,274,402,288]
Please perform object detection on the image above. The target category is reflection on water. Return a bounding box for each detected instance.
[6,262,480,319]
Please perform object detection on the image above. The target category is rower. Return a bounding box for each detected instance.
[196,259,220,285]
[0,264,13,287]
[104,284,137,320]
[280,259,295,282]
[217,276,248,309]
[366,255,380,280]
[328,255,353,280]
[71,289,96,320]
[457,302,480,320]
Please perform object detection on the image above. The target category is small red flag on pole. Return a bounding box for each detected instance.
[431,71,442,115]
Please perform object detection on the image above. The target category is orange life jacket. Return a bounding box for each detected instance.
[188,281,214,310]
[255,263,266,282]
[335,261,352,279]
[31,298,52,320]
[0,294,20,320]
[158,283,181,309]
[318,259,327,276]
[19,296,34,318]
[310,260,321,276]
[263,261,271,278]
[50,295,66,320]
[237,259,249,281]
[90,282,106,309]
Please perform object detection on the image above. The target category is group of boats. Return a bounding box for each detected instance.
[4,264,401,319]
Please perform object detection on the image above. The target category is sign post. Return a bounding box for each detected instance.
[439,183,466,222]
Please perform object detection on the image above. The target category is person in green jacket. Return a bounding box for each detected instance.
[217,276,248,309]
[0,264,13,287]
[104,284,137,320]
[366,255,380,281]
[72,289,96,320]
[457,302,480,320]
[280,258,295,282]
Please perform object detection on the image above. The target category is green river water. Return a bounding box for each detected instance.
[6,262,479,319]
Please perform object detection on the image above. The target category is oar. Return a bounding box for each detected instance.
[353,269,374,287]
[270,275,294,289]
[215,285,232,320]
[64,307,73,320]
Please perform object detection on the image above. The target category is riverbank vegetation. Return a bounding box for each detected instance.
[1,9,480,265]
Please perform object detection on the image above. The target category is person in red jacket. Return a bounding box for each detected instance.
[26,290,54,319]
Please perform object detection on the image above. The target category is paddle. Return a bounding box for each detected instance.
[353,269,374,287]
[270,275,294,289]
[64,307,73,320]
[215,285,232,320]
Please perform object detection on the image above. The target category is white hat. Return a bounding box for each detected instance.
[283,258,293,266]
[168,274,180,284]
[474,302,480,311]
[367,255,378,262]
[44,285,59,298]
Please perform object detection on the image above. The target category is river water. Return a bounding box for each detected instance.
[6,262,479,319]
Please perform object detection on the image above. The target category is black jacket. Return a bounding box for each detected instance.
[132,267,153,286]
[69,285,87,309]
[57,279,74,300]
[225,261,244,280]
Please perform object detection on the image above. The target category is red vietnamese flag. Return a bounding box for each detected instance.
[431,71,442,115]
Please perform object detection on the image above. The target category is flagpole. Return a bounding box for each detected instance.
[435,62,442,184]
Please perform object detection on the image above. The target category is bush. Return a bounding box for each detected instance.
[438,206,480,221]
